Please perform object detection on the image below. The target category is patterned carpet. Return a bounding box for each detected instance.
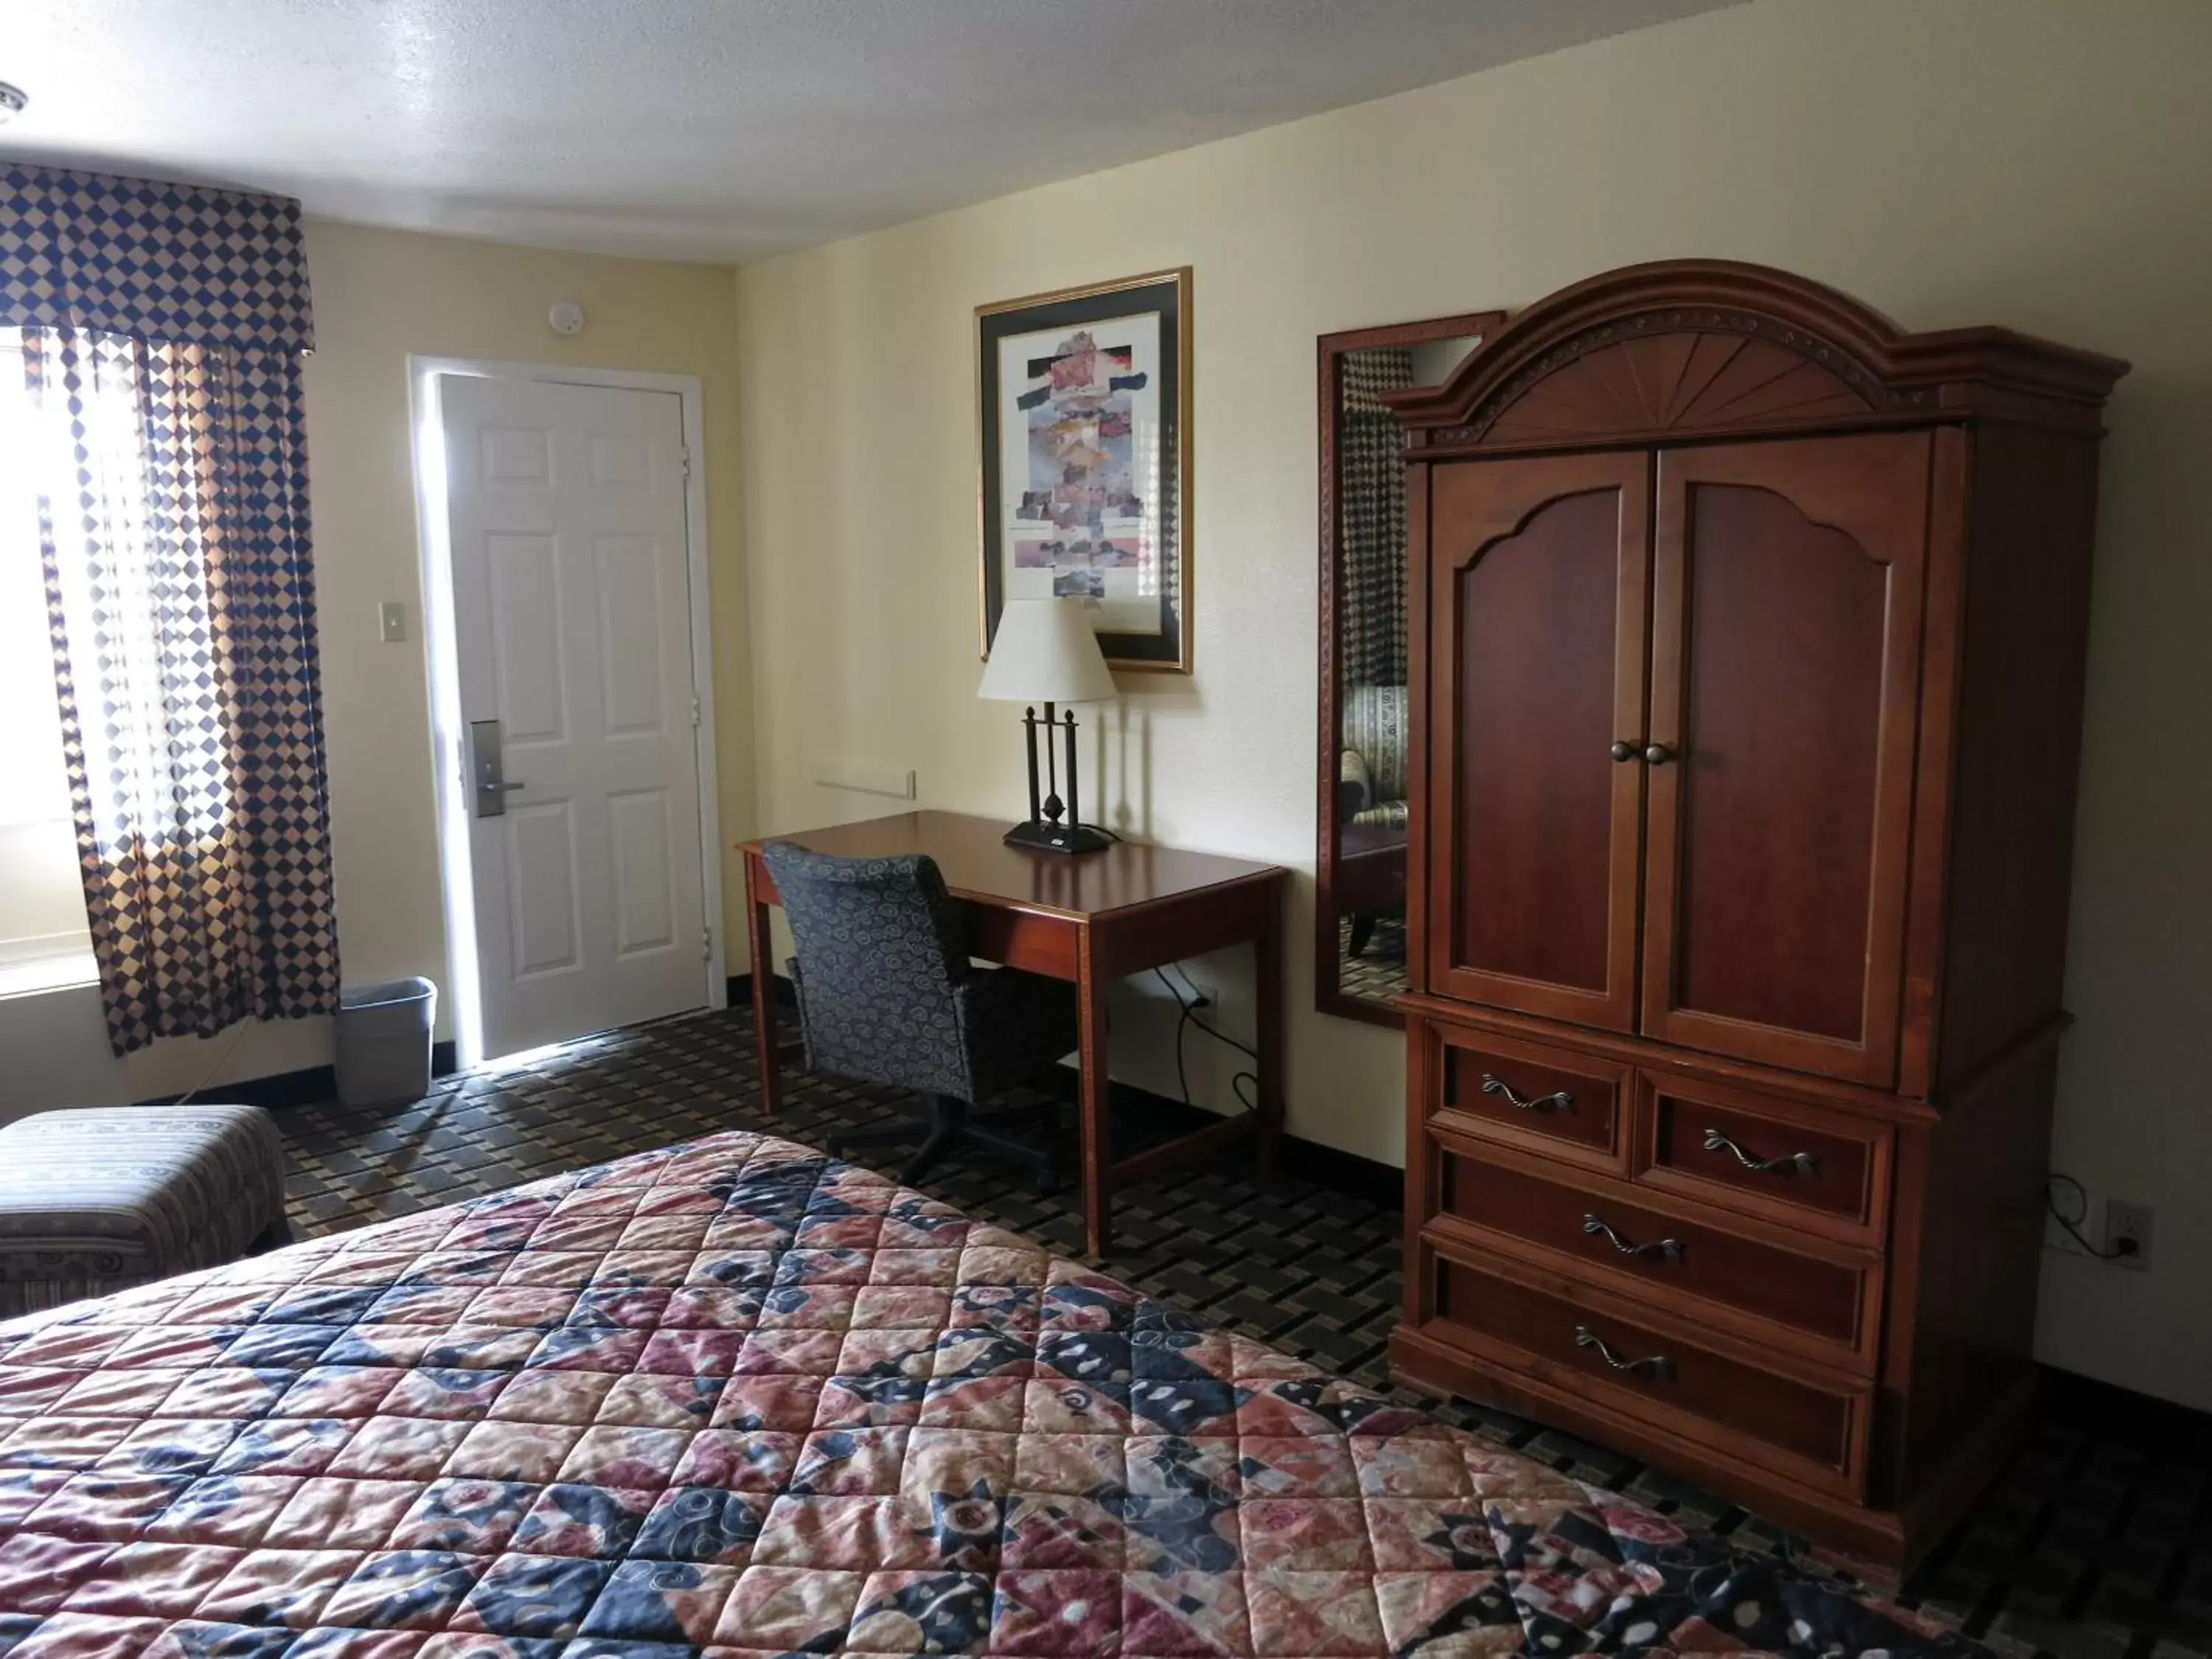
[1337,915,1408,1005]
[274,1005,2211,1659]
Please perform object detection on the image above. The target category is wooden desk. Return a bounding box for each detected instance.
[738,810,1289,1255]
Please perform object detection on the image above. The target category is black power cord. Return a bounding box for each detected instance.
[2046,1172,2138,1262]
[1151,964,1259,1115]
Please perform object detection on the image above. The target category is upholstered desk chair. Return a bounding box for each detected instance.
[760,842,1074,1188]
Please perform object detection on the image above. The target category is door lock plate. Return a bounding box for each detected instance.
[469,720,515,818]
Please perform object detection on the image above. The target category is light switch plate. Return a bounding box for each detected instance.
[378,601,408,643]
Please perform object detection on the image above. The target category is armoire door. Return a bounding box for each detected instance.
[1641,433,1931,1085]
[1427,451,1650,1031]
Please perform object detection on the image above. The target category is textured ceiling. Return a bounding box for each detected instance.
[1,0,1734,264]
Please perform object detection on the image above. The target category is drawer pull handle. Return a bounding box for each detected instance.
[1583,1212,1683,1262]
[1482,1074,1574,1114]
[1573,1324,1674,1379]
[1703,1128,1819,1177]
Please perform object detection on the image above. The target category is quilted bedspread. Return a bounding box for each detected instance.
[0,1130,1982,1657]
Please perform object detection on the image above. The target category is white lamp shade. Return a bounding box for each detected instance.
[978,599,1119,703]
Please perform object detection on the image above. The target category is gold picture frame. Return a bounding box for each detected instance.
[976,266,1193,673]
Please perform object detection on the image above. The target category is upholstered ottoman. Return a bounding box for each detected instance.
[0,1105,292,1319]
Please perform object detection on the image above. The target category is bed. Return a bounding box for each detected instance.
[0,1130,1982,1655]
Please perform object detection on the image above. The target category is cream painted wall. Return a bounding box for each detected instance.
[0,220,753,1113]
[0,821,89,961]
[734,0,2212,1407]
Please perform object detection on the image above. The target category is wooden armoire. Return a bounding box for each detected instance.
[1385,261,2126,1568]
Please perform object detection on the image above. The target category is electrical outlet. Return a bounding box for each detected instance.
[2104,1200,2153,1272]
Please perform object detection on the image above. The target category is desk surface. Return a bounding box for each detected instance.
[740,810,1282,920]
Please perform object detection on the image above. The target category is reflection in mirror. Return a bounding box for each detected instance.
[1315,313,1503,1026]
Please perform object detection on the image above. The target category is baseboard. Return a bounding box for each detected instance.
[727,972,798,1009]
[2039,1363,2212,1457]
[138,1039,460,1110]
[1026,1065,1402,1208]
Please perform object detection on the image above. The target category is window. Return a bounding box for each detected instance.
[0,331,94,990]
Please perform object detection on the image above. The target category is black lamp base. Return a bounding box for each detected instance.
[1003,818,1116,856]
[1007,701,1115,855]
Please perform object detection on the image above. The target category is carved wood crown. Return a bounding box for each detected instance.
[1433,310,1889,448]
[1386,261,2129,451]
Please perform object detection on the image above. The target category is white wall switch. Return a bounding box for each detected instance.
[814,761,916,800]
[378,601,408,643]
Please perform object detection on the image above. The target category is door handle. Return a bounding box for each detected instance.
[468,720,522,818]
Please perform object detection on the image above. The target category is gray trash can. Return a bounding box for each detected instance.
[334,977,438,1107]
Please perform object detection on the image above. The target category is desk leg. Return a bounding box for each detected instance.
[744,856,783,1115]
[1077,927,1112,1257]
[1256,877,1284,1180]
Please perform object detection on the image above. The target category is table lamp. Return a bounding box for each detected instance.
[978,599,1119,854]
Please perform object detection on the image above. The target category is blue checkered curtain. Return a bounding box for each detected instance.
[4,165,337,1054]
[1339,347,1414,686]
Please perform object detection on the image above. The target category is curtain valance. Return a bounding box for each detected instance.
[0,163,313,354]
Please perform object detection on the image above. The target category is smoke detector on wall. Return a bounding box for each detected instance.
[0,84,27,125]
[548,301,585,337]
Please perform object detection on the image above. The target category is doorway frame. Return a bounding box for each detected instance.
[407,355,727,1070]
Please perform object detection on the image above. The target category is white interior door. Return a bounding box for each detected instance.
[441,373,708,1060]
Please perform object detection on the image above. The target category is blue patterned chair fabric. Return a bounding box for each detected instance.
[761,844,1078,1107]
[0,1105,289,1318]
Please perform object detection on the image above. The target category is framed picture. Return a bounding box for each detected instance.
[978,266,1192,673]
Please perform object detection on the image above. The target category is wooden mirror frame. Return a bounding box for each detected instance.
[1315,310,1506,1029]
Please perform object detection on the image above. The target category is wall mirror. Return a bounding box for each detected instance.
[1315,310,1503,1026]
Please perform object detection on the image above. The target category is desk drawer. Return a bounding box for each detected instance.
[964,905,1078,979]
[1438,1147,1874,1362]
[1433,1253,1864,1491]
[1430,1023,1630,1170]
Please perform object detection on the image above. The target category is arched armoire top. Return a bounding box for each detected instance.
[1385,260,2129,454]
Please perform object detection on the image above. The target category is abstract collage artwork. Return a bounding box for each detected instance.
[978,268,1191,672]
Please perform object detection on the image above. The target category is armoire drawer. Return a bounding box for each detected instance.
[1428,1021,1630,1170]
[1638,1073,1891,1239]
[1435,1144,1877,1364]
[1432,1253,1865,1493]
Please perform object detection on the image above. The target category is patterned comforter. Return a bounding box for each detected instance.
[0,1130,1982,1656]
